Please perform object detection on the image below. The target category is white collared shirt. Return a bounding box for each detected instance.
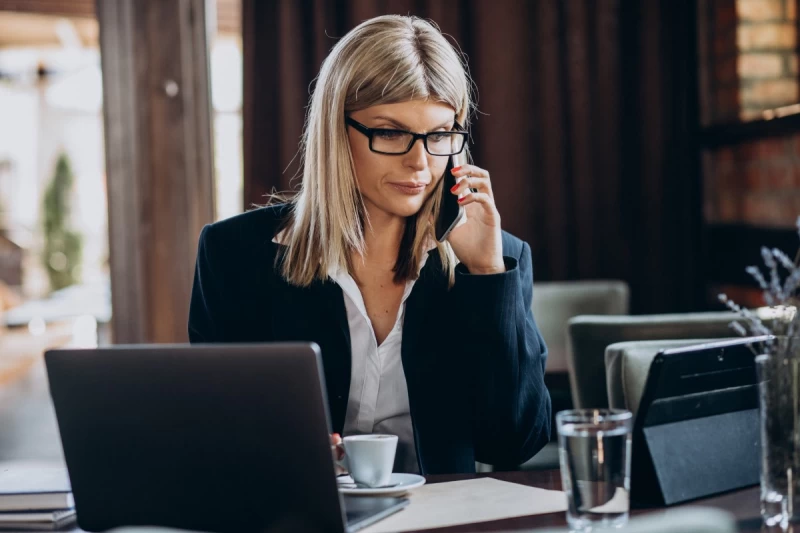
[334,269,421,474]
[274,230,437,474]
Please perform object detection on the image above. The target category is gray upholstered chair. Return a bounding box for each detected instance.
[515,281,629,473]
[524,507,737,533]
[604,339,730,417]
[566,312,741,409]
[533,281,630,374]
[514,281,629,473]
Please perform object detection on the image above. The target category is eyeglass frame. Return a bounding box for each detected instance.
[344,116,469,156]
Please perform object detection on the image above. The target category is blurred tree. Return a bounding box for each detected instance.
[42,153,82,291]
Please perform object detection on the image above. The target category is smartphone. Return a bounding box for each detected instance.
[434,152,466,242]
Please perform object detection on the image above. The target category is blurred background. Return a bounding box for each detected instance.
[0,0,797,466]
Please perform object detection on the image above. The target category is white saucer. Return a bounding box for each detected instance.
[337,473,426,496]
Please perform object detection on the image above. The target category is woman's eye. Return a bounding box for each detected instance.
[374,130,404,140]
[428,133,449,143]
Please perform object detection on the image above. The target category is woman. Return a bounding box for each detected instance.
[189,15,551,475]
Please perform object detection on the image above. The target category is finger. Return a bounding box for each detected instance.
[451,164,490,180]
[331,446,345,462]
[450,176,492,197]
[457,191,496,208]
[330,433,345,461]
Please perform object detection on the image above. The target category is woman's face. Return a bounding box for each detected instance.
[347,100,456,220]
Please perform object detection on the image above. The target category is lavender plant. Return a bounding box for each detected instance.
[726,217,800,526]
[718,216,800,356]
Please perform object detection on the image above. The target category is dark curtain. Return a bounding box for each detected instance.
[243,0,704,314]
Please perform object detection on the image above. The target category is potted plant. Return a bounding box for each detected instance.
[721,217,800,527]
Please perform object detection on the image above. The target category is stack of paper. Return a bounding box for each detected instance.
[0,466,75,530]
[363,477,567,533]
[0,509,76,531]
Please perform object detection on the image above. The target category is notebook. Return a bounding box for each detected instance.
[0,509,76,530]
[0,467,73,512]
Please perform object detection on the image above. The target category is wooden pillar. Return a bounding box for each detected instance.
[96,0,215,343]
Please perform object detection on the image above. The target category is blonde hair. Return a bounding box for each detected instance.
[278,15,474,287]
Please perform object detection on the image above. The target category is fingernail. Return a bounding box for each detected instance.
[452,166,462,173]
[450,184,459,192]
[332,433,340,439]
[457,197,465,203]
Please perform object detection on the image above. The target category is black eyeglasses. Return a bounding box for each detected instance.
[345,116,469,156]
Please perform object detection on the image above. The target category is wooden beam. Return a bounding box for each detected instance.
[1,0,240,34]
[700,113,800,148]
[0,0,94,18]
[97,0,215,343]
[0,12,98,47]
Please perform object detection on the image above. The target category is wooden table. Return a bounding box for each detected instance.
[58,469,764,532]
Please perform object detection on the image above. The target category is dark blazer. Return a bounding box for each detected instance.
[188,204,551,474]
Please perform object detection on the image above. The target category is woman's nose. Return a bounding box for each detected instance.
[403,138,427,170]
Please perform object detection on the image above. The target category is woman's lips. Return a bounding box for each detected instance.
[389,182,428,195]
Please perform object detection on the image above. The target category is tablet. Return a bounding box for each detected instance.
[630,335,772,506]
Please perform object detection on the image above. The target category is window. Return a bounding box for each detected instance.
[209,0,243,221]
[700,0,799,125]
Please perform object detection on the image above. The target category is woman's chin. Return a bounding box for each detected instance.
[390,198,426,218]
[367,192,428,219]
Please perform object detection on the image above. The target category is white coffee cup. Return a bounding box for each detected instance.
[342,434,398,488]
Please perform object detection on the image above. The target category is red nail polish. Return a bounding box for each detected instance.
[450,184,459,192]
[457,197,465,203]
[452,166,462,173]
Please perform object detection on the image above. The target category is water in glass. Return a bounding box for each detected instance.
[557,411,632,531]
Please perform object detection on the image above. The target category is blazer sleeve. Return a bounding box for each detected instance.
[189,224,228,343]
[453,241,552,467]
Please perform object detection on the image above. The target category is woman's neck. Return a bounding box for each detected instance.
[353,205,406,276]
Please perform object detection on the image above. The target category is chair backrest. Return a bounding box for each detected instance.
[524,507,737,533]
[566,312,739,409]
[533,280,630,373]
[604,338,729,417]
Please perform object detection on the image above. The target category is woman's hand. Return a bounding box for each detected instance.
[331,433,347,475]
[446,164,505,274]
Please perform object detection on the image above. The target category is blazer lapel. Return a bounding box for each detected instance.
[401,252,445,389]
[270,277,351,434]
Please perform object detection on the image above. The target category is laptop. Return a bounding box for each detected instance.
[45,343,409,533]
[630,335,772,506]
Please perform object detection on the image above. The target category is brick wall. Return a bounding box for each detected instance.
[704,0,741,124]
[737,0,798,120]
[703,0,798,123]
[704,1,800,228]
[704,135,800,228]
[702,1,800,309]
[704,134,798,308]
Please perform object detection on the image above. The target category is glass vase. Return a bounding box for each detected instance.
[758,337,800,527]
